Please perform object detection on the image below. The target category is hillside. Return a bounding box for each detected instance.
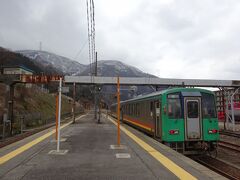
[17,50,86,75]
[0,83,82,135]
[0,47,61,75]
[16,50,157,78]
[13,49,159,103]
[79,60,156,78]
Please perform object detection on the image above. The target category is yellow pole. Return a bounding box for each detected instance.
[117,76,120,145]
[55,94,59,140]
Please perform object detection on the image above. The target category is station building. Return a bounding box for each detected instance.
[215,89,240,112]
[1,66,34,75]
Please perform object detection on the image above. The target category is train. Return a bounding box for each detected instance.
[110,87,219,154]
[218,102,240,122]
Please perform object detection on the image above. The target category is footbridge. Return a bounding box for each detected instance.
[1,74,240,87]
[64,76,240,87]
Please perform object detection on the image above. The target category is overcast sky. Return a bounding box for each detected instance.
[1,0,240,80]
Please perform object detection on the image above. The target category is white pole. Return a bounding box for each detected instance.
[226,91,230,130]
[231,88,239,131]
[57,78,62,152]
[231,95,234,131]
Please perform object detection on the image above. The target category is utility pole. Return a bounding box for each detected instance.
[57,78,62,152]
[94,52,98,120]
[41,72,44,92]
[73,82,76,123]
[95,52,97,76]
[97,89,101,123]
[117,77,120,145]
[9,84,14,136]
[55,94,59,140]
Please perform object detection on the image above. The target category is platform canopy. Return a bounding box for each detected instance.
[64,76,240,87]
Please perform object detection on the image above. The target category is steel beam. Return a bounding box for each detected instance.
[64,76,240,87]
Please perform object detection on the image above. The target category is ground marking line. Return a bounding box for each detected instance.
[108,117,197,180]
[0,115,86,165]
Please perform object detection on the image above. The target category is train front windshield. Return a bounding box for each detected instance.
[201,93,217,118]
[167,94,182,119]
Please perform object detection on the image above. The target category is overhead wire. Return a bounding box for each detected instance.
[73,38,88,61]
[91,0,96,76]
[86,0,92,76]
[89,0,95,75]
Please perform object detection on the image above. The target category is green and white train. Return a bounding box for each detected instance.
[110,88,219,154]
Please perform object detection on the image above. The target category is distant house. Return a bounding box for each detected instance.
[1,66,34,88]
[2,66,34,75]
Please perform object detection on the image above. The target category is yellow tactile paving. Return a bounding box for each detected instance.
[108,117,197,180]
[0,115,86,165]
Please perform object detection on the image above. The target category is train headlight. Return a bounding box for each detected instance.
[169,129,179,135]
[208,129,218,134]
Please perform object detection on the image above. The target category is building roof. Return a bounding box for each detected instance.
[2,65,34,73]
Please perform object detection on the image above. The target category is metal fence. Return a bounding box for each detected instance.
[0,111,76,139]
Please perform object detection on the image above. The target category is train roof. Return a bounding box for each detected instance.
[112,87,214,106]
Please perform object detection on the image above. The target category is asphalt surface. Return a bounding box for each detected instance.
[0,112,226,180]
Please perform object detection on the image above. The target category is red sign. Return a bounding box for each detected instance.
[21,75,63,83]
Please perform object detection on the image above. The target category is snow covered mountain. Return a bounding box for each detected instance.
[79,60,156,77]
[14,49,159,101]
[17,50,157,78]
[16,50,86,75]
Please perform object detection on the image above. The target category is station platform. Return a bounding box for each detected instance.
[0,112,226,180]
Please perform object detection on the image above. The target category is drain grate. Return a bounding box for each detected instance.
[115,153,131,159]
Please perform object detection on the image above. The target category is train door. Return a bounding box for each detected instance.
[184,97,202,140]
[155,101,161,138]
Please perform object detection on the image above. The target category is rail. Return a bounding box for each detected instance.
[193,156,240,180]
[218,141,240,153]
[0,112,83,148]
[220,130,240,138]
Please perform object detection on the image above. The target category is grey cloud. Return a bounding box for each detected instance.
[1,0,240,79]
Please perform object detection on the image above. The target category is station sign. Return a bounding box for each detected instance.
[20,75,63,83]
[61,87,69,93]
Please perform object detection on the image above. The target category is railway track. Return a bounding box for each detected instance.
[0,115,77,149]
[218,141,240,153]
[220,130,240,138]
[193,156,240,180]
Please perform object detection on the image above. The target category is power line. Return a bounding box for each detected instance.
[73,38,88,60]
[89,0,94,65]
[86,0,92,76]
[91,0,96,71]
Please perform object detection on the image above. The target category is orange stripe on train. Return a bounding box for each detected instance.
[111,112,154,132]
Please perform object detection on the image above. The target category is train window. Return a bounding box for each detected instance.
[134,104,135,115]
[134,104,136,116]
[168,98,182,119]
[135,104,137,116]
[150,101,154,111]
[130,104,133,115]
[128,104,130,115]
[132,104,134,115]
[187,101,199,118]
[136,103,139,116]
[202,93,217,118]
